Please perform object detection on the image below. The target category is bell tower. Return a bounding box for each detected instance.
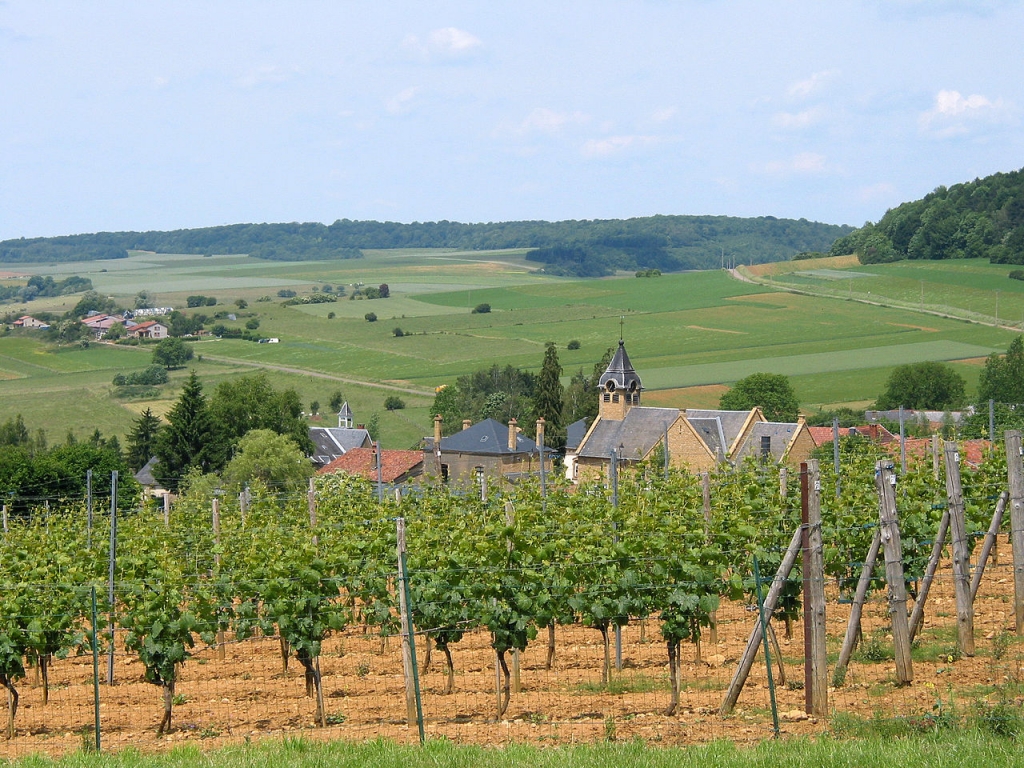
[598,340,642,421]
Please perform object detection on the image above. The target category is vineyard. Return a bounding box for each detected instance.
[1,436,1023,757]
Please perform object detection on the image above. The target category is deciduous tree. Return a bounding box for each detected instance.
[719,372,800,421]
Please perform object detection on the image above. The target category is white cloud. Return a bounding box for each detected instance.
[649,107,677,124]
[580,135,656,158]
[755,152,829,175]
[403,27,483,61]
[386,87,418,115]
[919,89,1007,136]
[771,107,824,130]
[236,65,298,89]
[858,182,897,203]
[517,107,590,135]
[787,70,838,100]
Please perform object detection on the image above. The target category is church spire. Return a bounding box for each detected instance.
[598,340,642,420]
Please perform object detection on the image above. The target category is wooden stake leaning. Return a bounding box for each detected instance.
[876,461,912,684]
[720,525,803,715]
[833,528,881,686]
[908,510,949,643]
[972,491,1008,602]
[944,441,975,657]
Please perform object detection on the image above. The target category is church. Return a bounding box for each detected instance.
[566,340,814,481]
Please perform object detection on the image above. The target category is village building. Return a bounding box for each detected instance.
[317,446,424,484]
[423,415,554,485]
[308,402,373,467]
[568,340,814,481]
[127,320,168,339]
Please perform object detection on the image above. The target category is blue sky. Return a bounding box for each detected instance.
[1,1,1022,240]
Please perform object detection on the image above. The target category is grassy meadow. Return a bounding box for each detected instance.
[1,249,1020,446]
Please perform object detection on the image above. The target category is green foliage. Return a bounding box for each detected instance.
[208,373,311,457]
[383,396,405,411]
[831,168,1024,265]
[186,295,218,308]
[222,429,313,492]
[364,312,377,322]
[1009,270,1024,281]
[155,371,217,488]
[567,339,581,350]
[393,327,404,337]
[431,364,537,435]
[113,365,169,387]
[875,361,967,410]
[979,336,1024,404]
[534,342,565,450]
[472,303,491,314]
[719,372,799,421]
[125,407,162,472]
[282,293,337,306]
[152,338,194,369]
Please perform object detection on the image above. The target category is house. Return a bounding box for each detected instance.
[134,456,171,500]
[308,402,373,467]
[128,321,168,339]
[12,315,49,329]
[81,313,135,338]
[317,446,424,484]
[423,415,554,484]
[570,340,814,481]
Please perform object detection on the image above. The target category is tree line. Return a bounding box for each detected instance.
[0,216,850,275]
[830,166,1024,265]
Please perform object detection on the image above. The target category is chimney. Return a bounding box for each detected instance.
[433,414,442,449]
[462,419,472,431]
[508,418,518,451]
[535,417,546,447]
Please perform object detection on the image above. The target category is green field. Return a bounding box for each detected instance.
[2,250,1019,446]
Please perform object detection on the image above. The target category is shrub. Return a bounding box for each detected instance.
[245,318,260,330]
[567,339,581,350]
[384,396,405,411]
[365,312,377,322]
[1010,270,1024,281]
[277,289,297,298]
[472,303,491,314]
[327,312,335,319]
[393,327,404,337]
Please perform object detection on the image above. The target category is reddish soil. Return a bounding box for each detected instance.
[2,560,1021,758]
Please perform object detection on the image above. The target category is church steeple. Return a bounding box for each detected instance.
[598,340,642,421]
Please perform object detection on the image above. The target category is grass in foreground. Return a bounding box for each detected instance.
[9,730,1024,768]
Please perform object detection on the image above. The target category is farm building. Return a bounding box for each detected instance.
[317,446,424,484]
[128,321,168,339]
[568,340,814,481]
[12,315,49,329]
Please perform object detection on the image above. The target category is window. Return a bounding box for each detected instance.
[612,394,619,403]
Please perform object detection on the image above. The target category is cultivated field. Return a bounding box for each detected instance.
[0,250,1019,444]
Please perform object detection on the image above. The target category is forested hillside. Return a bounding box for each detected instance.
[830,167,1024,265]
[0,215,851,277]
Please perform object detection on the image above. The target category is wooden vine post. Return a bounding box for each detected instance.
[1006,430,1024,634]
[876,461,912,684]
[801,461,827,716]
[943,441,975,656]
[396,517,423,739]
[908,510,949,642]
[701,471,718,644]
[212,498,226,660]
[971,492,1008,602]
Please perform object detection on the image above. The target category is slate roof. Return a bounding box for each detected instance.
[309,426,373,466]
[578,407,679,460]
[318,448,424,482]
[439,418,546,455]
[565,418,589,452]
[135,456,161,487]
[598,340,643,393]
[688,417,727,459]
[732,422,800,462]
[685,409,752,448]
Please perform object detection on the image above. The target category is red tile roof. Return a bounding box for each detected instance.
[317,448,424,483]
[894,438,991,468]
[808,424,896,447]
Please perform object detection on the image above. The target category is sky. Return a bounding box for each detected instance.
[1,1,1023,241]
